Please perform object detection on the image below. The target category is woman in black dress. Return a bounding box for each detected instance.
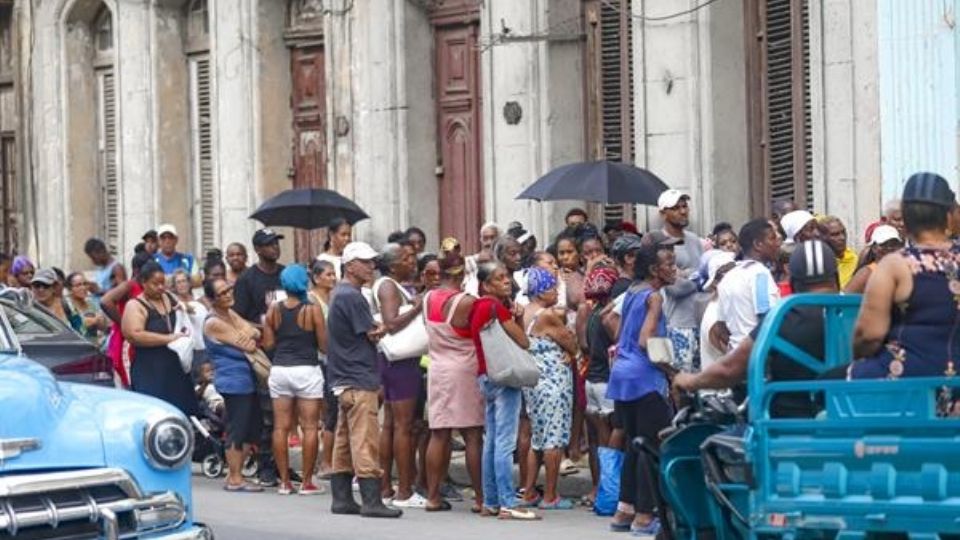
[121,261,198,416]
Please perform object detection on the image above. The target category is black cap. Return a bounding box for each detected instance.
[902,172,956,208]
[142,229,158,241]
[642,230,683,248]
[611,234,643,258]
[252,228,284,246]
[788,240,838,285]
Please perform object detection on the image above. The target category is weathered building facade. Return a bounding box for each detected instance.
[0,0,952,268]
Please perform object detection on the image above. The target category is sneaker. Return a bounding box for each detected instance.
[257,470,279,488]
[392,492,428,509]
[277,482,295,495]
[440,483,463,501]
[298,482,324,496]
[289,469,303,484]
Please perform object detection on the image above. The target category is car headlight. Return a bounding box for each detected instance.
[143,416,193,469]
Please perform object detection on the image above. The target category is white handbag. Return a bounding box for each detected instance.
[373,278,429,361]
[167,307,194,373]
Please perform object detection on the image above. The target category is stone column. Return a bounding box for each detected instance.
[211,0,257,252]
[116,0,157,261]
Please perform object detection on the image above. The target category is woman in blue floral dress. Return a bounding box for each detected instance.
[517,267,580,510]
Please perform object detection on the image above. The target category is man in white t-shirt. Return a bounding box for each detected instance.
[713,218,783,351]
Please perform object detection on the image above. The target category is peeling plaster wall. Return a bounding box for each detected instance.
[152,4,192,252]
[254,0,294,260]
[481,0,586,244]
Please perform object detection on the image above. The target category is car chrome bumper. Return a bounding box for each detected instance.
[147,523,214,539]
[0,467,212,539]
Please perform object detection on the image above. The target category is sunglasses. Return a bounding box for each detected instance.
[31,282,51,290]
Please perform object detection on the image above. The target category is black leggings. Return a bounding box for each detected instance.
[615,392,673,513]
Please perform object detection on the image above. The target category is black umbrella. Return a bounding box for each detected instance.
[250,188,369,230]
[516,161,669,205]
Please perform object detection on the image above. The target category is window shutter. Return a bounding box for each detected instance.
[190,56,216,253]
[754,0,812,210]
[97,69,120,255]
[596,0,634,224]
[0,135,16,255]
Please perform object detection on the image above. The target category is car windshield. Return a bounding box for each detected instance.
[0,288,33,353]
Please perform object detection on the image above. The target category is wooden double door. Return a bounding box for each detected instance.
[433,4,484,252]
[290,44,326,262]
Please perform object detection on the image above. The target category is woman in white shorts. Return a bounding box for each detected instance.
[262,265,327,496]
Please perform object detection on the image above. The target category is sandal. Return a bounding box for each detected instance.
[223,482,264,493]
[480,506,500,517]
[515,493,542,508]
[538,497,574,510]
[610,512,635,532]
[425,500,452,512]
[498,508,541,521]
[559,459,579,476]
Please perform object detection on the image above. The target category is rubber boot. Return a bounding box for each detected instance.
[330,473,361,515]
[358,477,403,518]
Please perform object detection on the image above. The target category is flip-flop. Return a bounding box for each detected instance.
[425,500,453,512]
[223,482,263,493]
[538,497,574,510]
[498,508,541,521]
[559,459,579,476]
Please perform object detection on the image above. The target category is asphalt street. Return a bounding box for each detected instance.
[191,475,646,540]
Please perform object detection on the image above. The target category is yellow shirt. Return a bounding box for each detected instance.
[837,247,859,289]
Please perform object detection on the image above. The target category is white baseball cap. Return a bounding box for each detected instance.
[870,224,901,245]
[342,241,379,264]
[780,210,816,245]
[657,189,689,211]
[156,223,178,237]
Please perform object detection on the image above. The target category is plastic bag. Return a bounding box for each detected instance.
[594,446,623,516]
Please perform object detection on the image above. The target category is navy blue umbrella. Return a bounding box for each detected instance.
[250,188,369,230]
[516,161,669,205]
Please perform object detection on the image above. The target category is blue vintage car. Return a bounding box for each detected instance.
[0,308,212,538]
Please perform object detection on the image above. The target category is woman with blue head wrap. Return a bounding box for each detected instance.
[279,264,310,302]
[516,266,580,510]
[260,263,328,495]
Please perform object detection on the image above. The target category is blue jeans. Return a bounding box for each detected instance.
[479,375,522,509]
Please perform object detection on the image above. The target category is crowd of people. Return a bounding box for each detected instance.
[7,170,960,535]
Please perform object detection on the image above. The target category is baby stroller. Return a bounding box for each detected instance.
[191,401,227,479]
[190,401,260,479]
